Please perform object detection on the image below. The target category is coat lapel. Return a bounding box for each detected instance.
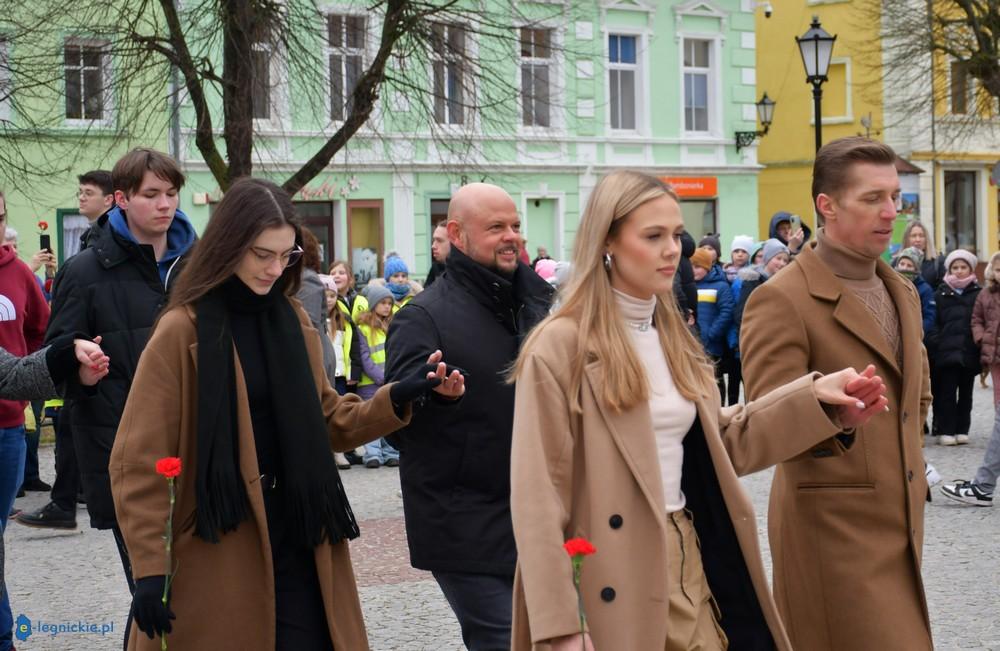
[583,362,667,524]
[798,246,901,376]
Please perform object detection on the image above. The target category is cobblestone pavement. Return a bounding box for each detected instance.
[5,384,999,650]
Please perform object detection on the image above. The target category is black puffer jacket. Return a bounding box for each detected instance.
[45,218,194,529]
[926,281,982,371]
[385,247,554,575]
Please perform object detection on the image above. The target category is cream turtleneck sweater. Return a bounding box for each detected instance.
[613,289,697,512]
[814,229,902,366]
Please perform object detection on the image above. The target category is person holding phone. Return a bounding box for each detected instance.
[769,211,811,255]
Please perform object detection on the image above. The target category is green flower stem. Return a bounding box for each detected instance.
[572,556,585,650]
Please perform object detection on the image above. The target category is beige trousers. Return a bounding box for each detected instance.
[665,510,728,651]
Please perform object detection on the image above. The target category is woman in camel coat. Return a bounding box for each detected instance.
[509,171,887,651]
[110,178,463,651]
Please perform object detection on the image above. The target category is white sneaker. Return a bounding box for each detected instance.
[939,435,957,446]
[956,434,970,445]
[925,463,942,486]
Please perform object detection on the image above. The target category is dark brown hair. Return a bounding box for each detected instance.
[112,148,185,197]
[812,137,897,203]
[301,229,322,273]
[164,177,302,313]
[78,170,113,195]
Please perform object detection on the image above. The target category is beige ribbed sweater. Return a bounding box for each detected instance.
[814,229,902,366]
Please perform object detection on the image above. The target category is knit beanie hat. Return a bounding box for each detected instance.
[364,283,393,309]
[384,256,409,281]
[690,248,713,271]
[730,235,755,255]
[698,235,722,261]
[895,246,924,268]
[534,258,557,281]
[945,249,978,272]
[761,238,790,266]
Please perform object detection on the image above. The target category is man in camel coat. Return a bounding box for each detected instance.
[741,137,933,651]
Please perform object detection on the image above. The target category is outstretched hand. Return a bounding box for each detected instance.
[424,349,465,399]
[74,335,110,386]
[814,365,889,429]
[388,350,465,405]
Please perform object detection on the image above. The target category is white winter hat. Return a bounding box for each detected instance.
[945,249,978,272]
[731,235,755,255]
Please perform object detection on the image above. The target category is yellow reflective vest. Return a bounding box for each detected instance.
[335,300,354,380]
[357,323,387,387]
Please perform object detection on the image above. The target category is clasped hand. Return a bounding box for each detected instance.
[74,336,110,386]
[814,364,889,429]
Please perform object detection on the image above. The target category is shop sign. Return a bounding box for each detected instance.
[660,177,717,198]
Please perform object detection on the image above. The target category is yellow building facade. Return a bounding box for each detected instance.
[755,0,999,258]
[755,1,884,237]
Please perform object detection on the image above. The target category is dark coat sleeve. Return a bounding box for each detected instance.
[43,259,91,399]
[348,321,363,383]
[384,304,443,450]
[707,282,734,346]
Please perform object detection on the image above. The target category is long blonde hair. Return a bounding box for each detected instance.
[902,219,937,259]
[511,170,715,412]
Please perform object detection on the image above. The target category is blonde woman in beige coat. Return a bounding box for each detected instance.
[509,170,889,651]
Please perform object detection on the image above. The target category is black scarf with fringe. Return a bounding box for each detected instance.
[193,276,359,547]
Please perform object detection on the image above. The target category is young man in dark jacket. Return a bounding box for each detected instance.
[18,169,114,531]
[29,149,196,648]
[385,183,553,651]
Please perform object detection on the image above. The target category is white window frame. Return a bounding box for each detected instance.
[63,37,113,127]
[605,30,645,134]
[0,37,11,123]
[808,56,853,125]
[676,32,722,138]
[430,23,468,127]
[516,24,564,134]
[426,22,479,134]
[250,38,289,132]
[680,37,715,135]
[324,11,367,124]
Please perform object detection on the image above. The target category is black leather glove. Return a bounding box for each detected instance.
[132,575,175,639]
[389,363,443,405]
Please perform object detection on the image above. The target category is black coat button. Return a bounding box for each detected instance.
[907,470,914,481]
[902,412,909,423]
[600,587,615,602]
[609,514,623,529]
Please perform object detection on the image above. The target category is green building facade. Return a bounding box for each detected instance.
[3,0,765,277]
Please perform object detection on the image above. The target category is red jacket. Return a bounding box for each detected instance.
[0,244,49,426]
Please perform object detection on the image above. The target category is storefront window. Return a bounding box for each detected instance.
[944,171,977,254]
[347,200,383,287]
[295,201,336,271]
[678,200,716,241]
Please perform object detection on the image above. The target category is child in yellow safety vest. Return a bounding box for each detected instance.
[355,284,400,468]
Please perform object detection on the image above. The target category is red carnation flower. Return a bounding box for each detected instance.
[37,221,49,231]
[155,457,182,478]
[563,537,596,557]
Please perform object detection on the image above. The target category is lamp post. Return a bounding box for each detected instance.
[796,16,836,153]
[735,92,777,152]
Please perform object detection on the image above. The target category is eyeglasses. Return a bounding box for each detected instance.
[249,245,303,268]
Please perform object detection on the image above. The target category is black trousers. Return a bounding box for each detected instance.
[50,405,81,512]
[112,524,136,651]
[933,365,976,435]
[723,353,742,406]
[432,571,513,651]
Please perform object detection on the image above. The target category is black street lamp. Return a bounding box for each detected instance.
[735,92,777,152]
[796,16,836,153]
